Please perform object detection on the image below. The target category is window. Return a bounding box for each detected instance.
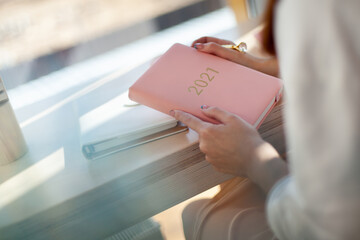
[0,0,226,89]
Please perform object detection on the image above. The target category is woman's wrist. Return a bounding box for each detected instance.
[242,54,279,77]
[246,141,288,194]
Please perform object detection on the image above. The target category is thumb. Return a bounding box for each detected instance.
[194,42,238,62]
[201,106,234,124]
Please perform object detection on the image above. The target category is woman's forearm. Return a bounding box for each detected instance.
[244,55,280,78]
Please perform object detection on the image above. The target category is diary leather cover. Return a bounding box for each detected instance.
[129,43,283,128]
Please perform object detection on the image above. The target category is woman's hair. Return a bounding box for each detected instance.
[261,0,278,55]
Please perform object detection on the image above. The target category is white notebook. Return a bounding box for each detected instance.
[76,89,186,159]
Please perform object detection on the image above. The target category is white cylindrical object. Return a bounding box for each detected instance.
[0,77,27,165]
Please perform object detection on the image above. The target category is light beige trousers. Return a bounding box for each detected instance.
[182,178,277,240]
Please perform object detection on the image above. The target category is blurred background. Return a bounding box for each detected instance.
[0,0,267,90]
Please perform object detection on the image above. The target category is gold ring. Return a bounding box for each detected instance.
[222,42,247,53]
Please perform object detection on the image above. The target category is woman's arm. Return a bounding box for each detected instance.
[191,36,279,77]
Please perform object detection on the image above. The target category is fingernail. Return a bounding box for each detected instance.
[201,105,209,109]
[194,43,203,50]
[169,110,175,117]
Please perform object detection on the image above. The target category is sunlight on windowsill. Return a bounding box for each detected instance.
[0,148,65,209]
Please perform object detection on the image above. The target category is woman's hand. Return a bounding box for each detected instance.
[171,106,288,193]
[191,36,236,47]
[171,106,270,176]
[191,36,279,77]
[192,36,251,68]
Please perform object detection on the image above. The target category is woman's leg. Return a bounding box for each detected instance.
[182,199,210,240]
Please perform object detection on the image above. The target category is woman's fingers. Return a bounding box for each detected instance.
[191,36,250,68]
[171,110,209,132]
[201,106,236,124]
[191,36,235,47]
[194,42,243,64]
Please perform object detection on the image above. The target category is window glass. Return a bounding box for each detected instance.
[0,0,226,89]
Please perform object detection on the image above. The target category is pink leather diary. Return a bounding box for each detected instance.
[129,43,283,128]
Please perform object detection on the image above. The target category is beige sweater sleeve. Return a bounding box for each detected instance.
[266,1,360,239]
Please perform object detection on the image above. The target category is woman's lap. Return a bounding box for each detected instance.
[182,179,276,240]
